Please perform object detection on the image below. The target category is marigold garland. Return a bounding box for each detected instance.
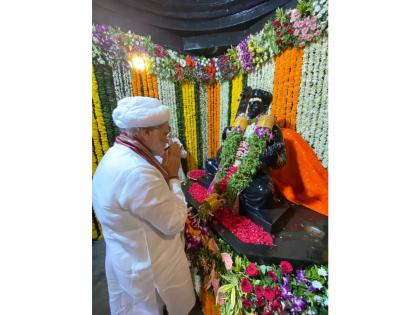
[131,68,140,96]
[207,83,221,158]
[92,65,110,154]
[229,74,243,125]
[271,47,303,129]
[181,81,199,170]
[92,105,104,163]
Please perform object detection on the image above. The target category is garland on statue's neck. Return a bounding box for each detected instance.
[199,114,276,216]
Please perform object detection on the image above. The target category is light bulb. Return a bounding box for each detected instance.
[132,56,145,71]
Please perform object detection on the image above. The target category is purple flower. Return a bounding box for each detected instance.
[291,296,305,312]
[236,36,254,72]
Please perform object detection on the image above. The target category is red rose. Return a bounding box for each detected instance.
[254,285,264,299]
[271,300,280,309]
[242,297,252,309]
[284,22,289,27]
[287,29,292,34]
[240,278,252,294]
[279,261,293,274]
[273,21,281,28]
[255,297,266,308]
[268,270,278,282]
[264,287,276,301]
[245,263,259,277]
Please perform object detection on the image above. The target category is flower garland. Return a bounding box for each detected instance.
[226,133,267,202]
[122,64,133,97]
[207,83,221,158]
[220,81,230,143]
[215,129,244,181]
[92,0,327,84]
[194,82,203,168]
[103,65,120,144]
[271,47,304,129]
[112,64,124,102]
[187,229,328,315]
[182,81,199,170]
[93,63,115,145]
[157,78,179,138]
[131,68,141,96]
[246,58,275,93]
[92,108,103,165]
[296,36,328,167]
[229,74,243,125]
[92,65,109,154]
[199,84,209,168]
[92,140,98,174]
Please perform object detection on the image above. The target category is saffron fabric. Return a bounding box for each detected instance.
[270,128,328,216]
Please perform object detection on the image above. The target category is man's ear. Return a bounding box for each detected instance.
[137,128,150,141]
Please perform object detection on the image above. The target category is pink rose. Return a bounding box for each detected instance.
[293,29,300,37]
[240,278,253,294]
[255,297,266,308]
[264,287,276,301]
[279,261,293,274]
[310,23,317,31]
[242,297,252,309]
[221,252,233,271]
[268,270,278,282]
[271,300,280,309]
[301,27,309,36]
[245,263,259,277]
[293,21,300,28]
[255,285,264,299]
[263,311,274,315]
[315,30,322,37]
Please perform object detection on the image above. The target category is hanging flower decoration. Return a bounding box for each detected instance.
[92,0,327,83]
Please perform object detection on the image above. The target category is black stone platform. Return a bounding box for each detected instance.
[182,179,328,268]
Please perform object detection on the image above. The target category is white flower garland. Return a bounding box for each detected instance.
[296,36,328,167]
[121,64,133,98]
[220,81,230,142]
[246,58,275,94]
[199,84,208,168]
[157,78,179,138]
[111,64,124,101]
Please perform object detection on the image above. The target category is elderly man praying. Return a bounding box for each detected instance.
[93,96,196,315]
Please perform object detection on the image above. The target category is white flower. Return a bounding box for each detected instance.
[312,280,323,289]
[313,295,323,303]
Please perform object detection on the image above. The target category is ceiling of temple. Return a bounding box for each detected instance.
[93,0,297,56]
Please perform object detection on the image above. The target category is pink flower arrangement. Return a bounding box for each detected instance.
[215,209,274,245]
[289,9,322,47]
[279,260,293,275]
[220,252,233,271]
[187,169,206,180]
[188,182,209,204]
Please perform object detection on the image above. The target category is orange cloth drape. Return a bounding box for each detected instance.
[270,128,328,216]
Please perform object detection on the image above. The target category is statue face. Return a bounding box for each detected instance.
[247,101,263,119]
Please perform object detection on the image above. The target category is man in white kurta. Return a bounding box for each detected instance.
[93,96,196,315]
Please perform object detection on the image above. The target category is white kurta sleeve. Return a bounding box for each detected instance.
[117,166,188,236]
